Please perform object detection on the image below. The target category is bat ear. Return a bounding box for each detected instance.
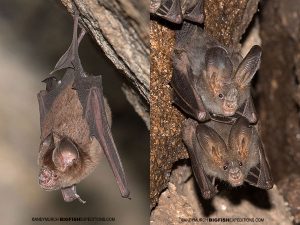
[52,138,79,172]
[38,133,55,165]
[234,45,262,88]
[196,124,227,167]
[229,117,253,161]
[204,47,233,94]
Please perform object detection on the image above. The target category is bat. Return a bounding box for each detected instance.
[182,117,273,199]
[150,0,204,24]
[171,23,261,123]
[37,11,130,203]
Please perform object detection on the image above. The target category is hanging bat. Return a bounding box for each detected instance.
[37,11,130,203]
[150,0,204,24]
[182,117,273,199]
[171,23,261,123]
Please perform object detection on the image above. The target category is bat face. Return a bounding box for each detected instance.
[195,117,260,187]
[172,23,261,123]
[225,161,244,187]
[216,117,259,187]
[199,46,260,117]
[198,137,246,187]
[202,75,251,117]
[38,133,100,191]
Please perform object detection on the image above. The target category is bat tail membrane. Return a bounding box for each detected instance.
[155,0,183,23]
[50,10,86,75]
[74,76,130,198]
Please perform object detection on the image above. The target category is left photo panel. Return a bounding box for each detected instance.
[0,1,149,225]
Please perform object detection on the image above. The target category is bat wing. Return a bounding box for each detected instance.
[182,119,217,199]
[171,50,210,122]
[245,130,273,190]
[236,96,257,124]
[37,72,75,129]
[37,11,83,128]
[182,0,204,24]
[73,76,130,198]
[154,0,183,24]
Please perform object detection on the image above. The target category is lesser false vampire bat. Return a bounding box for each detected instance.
[182,117,273,199]
[150,0,204,24]
[170,23,261,123]
[37,11,130,203]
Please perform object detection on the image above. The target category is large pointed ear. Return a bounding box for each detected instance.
[196,123,227,168]
[235,45,262,88]
[52,138,79,171]
[228,117,253,162]
[204,47,233,95]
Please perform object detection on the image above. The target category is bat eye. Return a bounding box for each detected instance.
[218,93,224,99]
[223,165,228,170]
[239,162,243,167]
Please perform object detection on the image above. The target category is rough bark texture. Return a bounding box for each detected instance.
[150,21,188,209]
[60,0,150,125]
[258,1,300,223]
[204,0,259,48]
[150,0,260,209]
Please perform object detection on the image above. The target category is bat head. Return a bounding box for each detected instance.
[198,117,260,187]
[227,117,260,186]
[38,134,87,191]
[201,45,262,116]
[222,160,245,187]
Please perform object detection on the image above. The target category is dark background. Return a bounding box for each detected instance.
[0,0,149,224]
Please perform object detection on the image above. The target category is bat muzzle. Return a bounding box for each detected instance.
[39,168,58,190]
[223,100,237,116]
[228,168,244,187]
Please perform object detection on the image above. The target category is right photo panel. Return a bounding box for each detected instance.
[150,0,300,224]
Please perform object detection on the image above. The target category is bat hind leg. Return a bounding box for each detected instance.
[61,185,86,204]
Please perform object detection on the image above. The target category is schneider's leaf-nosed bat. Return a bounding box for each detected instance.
[182,117,273,199]
[150,0,204,24]
[170,23,261,123]
[37,11,130,203]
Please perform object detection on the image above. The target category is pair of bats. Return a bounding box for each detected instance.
[151,1,273,199]
[37,12,129,203]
